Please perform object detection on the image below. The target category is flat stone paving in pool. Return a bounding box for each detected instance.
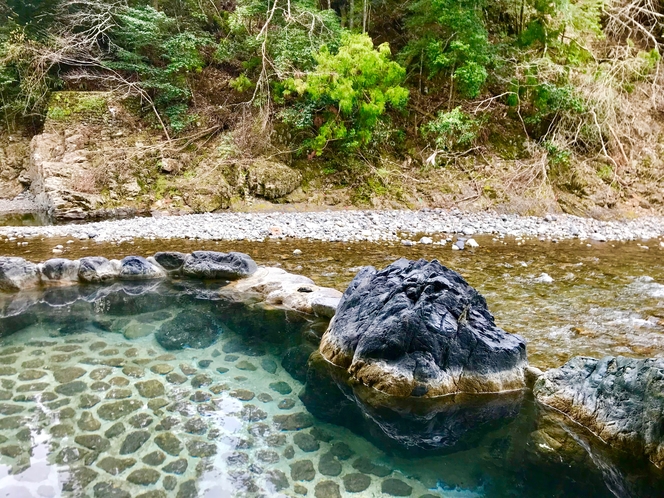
[0,306,441,498]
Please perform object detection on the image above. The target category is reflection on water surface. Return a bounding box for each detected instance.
[0,277,661,497]
[4,235,663,368]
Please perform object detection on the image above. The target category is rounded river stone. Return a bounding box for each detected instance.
[92,482,130,498]
[54,367,87,383]
[381,479,413,496]
[105,422,126,439]
[290,460,316,481]
[127,468,161,486]
[135,379,165,398]
[78,411,101,431]
[150,364,174,375]
[154,432,182,456]
[163,458,188,474]
[97,456,137,475]
[120,430,151,454]
[344,473,371,493]
[294,432,320,452]
[97,400,142,421]
[269,381,292,395]
[318,452,342,477]
[315,480,341,498]
[54,381,87,396]
[142,450,166,466]
[18,369,46,381]
[273,412,314,431]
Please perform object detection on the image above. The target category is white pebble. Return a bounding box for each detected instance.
[466,238,479,248]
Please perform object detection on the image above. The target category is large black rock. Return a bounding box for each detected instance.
[320,258,527,397]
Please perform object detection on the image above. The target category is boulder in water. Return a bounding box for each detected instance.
[534,355,664,468]
[320,258,527,397]
[119,256,165,280]
[0,257,40,292]
[182,251,257,280]
[40,258,80,284]
[155,310,222,350]
[78,257,120,283]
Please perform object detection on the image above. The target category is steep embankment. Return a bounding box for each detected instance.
[1,90,663,220]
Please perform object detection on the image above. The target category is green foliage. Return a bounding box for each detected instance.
[285,33,409,156]
[423,107,481,154]
[402,0,491,97]
[106,5,214,133]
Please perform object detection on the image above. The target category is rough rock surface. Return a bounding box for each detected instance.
[78,257,120,283]
[224,267,342,318]
[533,355,664,468]
[0,257,40,292]
[320,258,527,397]
[119,256,165,281]
[246,159,302,200]
[155,310,222,350]
[182,251,257,280]
[40,258,80,284]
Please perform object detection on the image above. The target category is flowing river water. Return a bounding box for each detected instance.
[0,234,663,497]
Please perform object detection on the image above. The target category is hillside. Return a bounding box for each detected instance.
[1,0,663,218]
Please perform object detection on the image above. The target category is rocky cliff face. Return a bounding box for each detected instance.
[27,92,152,220]
[0,92,304,220]
[0,134,31,200]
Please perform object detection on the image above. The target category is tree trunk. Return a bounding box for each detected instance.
[349,0,354,29]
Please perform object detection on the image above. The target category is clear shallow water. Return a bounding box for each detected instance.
[0,282,662,497]
[4,235,663,368]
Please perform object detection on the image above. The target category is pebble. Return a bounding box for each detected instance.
[1,210,646,244]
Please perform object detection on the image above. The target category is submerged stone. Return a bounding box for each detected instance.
[97,456,137,475]
[294,432,320,452]
[381,479,412,496]
[142,450,166,466]
[352,457,391,477]
[266,469,289,491]
[75,434,110,452]
[92,484,131,498]
[269,381,292,395]
[105,422,126,438]
[155,310,222,350]
[127,468,161,486]
[186,439,217,457]
[135,379,165,398]
[344,473,371,493]
[97,399,142,420]
[315,480,341,498]
[318,452,342,477]
[120,430,151,454]
[78,411,101,431]
[290,460,316,481]
[163,458,188,474]
[54,381,87,396]
[274,412,314,431]
[155,432,182,456]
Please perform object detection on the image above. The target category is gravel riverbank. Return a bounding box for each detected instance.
[1,209,664,244]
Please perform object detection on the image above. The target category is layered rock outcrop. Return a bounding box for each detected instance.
[534,355,664,468]
[320,258,528,397]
